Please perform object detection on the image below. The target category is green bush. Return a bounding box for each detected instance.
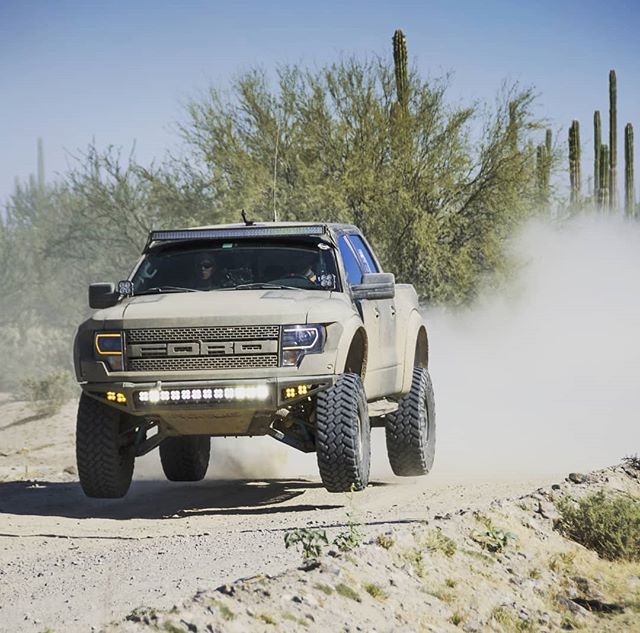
[555,491,640,561]
[18,370,75,416]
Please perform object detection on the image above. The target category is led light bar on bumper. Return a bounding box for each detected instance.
[281,324,326,367]
[94,332,123,371]
[135,384,270,406]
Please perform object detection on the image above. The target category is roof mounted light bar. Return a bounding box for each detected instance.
[144,225,328,251]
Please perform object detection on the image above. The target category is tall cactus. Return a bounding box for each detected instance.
[625,123,635,217]
[545,129,552,159]
[37,138,45,191]
[568,120,581,207]
[593,111,601,207]
[609,70,618,210]
[393,29,409,113]
[599,143,610,209]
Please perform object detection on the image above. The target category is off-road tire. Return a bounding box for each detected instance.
[385,367,436,476]
[315,373,370,492]
[76,392,135,498]
[159,436,210,482]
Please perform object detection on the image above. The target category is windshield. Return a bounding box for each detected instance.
[131,241,339,293]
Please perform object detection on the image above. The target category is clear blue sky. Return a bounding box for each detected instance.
[1,0,638,202]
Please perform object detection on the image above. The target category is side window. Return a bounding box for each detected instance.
[338,236,363,286]
[348,235,379,274]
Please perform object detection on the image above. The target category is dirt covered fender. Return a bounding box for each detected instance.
[332,315,368,378]
[398,309,429,396]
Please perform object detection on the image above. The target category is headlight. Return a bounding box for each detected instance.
[281,325,326,367]
[94,332,123,371]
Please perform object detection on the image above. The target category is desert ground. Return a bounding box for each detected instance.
[1,393,638,633]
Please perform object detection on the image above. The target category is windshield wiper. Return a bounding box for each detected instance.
[135,286,199,295]
[222,283,304,291]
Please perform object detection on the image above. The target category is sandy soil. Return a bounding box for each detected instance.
[0,395,568,633]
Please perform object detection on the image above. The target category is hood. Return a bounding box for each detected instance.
[91,289,355,328]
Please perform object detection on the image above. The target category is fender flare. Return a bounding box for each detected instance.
[334,316,368,378]
[399,310,429,395]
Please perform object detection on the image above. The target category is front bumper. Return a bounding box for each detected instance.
[80,375,336,416]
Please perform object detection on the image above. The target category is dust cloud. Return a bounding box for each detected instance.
[139,215,640,482]
[427,215,640,478]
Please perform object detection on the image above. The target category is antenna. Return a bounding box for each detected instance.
[241,209,254,226]
[273,120,280,222]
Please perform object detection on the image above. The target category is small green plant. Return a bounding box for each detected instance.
[430,586,455,603]
[18,370,74,416]
[284,527,329,559]
[491,606,536,631]
[258,613,276,625]
[548,551,576,574]
[314,583,333,596]
[402,547,426,578]
[206,598,235,621]
[125,606,158,623]
[282,612,309,627]
[471,514,516,553]
[623,454,640,471]
[528,568,541,580]
[425,528,457,557]
[333,522,362,552]
[333,485,364,552]
[555,491,640,561]
[375,533,395,549]
[450,612,464,626]
[445,577,457,588]
[363,583,388,601]
[335,583,361,602]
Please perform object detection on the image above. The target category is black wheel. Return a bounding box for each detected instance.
[315,373,370,492]
[76,392,135,498]
[385,367,436,476]
[159,436,210,482]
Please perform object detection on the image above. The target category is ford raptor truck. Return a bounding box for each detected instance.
[73,222,435,498]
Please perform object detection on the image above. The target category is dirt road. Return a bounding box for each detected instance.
[0,396,558,632]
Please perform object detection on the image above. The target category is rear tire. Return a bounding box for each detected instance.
[315,373,370,492]
[385,367,436,476]
[160,436,210,482]
[76,393,135,498]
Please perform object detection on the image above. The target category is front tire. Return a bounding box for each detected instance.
[385,367,436,476]
[159,436,210,482]
[76,393,135,498]
[315,373,370,492]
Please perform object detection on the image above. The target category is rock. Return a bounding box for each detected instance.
[567,473,587,484]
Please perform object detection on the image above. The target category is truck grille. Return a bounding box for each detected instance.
[126,325,279,343]
[124,326,280,372]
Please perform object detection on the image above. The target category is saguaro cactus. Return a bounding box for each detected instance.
[594,111,601,207]
[609,70,618,210]
[599,144,610,209]
[393,29,409,113]
[545,129,552,159]
[37,138,45,191]
[625,123,635,217]
[568,120,581,207]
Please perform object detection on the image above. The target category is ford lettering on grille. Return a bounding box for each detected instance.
[124,326,280,372]
[128,340,278,358]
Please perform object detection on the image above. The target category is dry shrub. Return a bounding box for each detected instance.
[555,491,640,561]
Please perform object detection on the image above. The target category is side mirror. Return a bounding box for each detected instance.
[89,283,118,309]
[351,272,395,300]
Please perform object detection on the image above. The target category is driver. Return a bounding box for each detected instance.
[195,255,224,290]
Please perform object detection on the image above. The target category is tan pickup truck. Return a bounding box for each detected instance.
[73,222,435,497]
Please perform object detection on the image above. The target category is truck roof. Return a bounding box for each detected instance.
[144,222,360,252]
